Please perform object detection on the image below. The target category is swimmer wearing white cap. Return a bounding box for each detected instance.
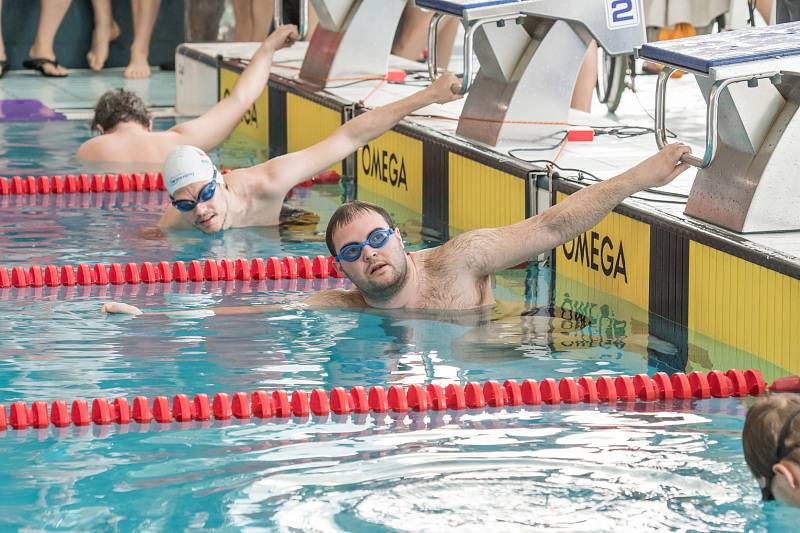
[158,72,463,233]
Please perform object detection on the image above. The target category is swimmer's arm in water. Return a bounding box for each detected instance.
[167,25,300,152]
[245,73,463,199]
[101,289,366,317]
[444,144,692,275]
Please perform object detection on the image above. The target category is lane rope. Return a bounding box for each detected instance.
[0,369,769,432]
[0,170,340,196]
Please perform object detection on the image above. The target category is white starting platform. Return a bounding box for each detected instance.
[176,0,800,376]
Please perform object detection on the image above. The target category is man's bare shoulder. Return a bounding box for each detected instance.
[75,135,109,162]
[304,288,367,309]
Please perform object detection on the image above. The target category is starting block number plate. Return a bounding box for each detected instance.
[605,0,640,30]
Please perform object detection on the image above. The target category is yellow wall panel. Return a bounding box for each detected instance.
[218,67,268,145]
[448,153,526,232]
[286,93,342,174]
[553,192,650,310]
[688,241,800,376]
[357,131,423,213]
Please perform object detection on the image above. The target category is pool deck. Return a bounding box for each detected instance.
[0,67,176,120]
[175,41,800,375]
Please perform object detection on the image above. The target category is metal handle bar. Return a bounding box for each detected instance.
[655,66,778,168]
[427,12,524,95]
[274,0,308,39]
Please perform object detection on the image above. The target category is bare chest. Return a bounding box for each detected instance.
[414,267,493,310]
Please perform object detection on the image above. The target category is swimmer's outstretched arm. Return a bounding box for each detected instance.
[443,144,692,275]
[101,289,366,317]
[244,73,463,199]
[168,25,300,151]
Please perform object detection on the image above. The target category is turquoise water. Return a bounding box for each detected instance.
[0,120,796,530]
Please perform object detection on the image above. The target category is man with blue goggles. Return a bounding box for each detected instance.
[105,144,692,315]
[157,73,463,234]
[334,228,394,263]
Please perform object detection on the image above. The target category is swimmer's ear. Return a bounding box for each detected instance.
[394,226,404,249]
[96,125,105,134]
[147,119,154,132]
[774,462,800,490]
[331,260,345,277]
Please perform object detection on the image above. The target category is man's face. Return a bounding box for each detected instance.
[172,180,227,234]
[332,211,407,298]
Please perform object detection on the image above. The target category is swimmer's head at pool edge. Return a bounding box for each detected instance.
[744,394,800,506]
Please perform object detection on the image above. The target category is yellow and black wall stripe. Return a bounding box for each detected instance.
[213,55,800,378]
[552,179,800,380]
[351,118,532,240]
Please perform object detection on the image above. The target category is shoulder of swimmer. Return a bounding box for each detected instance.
[304,289,367,309]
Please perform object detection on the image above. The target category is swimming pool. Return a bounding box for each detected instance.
[0,119,796,530]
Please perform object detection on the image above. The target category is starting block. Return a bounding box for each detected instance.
[638,22,800,232]
[416,0,645,146]
[281,0,406,86]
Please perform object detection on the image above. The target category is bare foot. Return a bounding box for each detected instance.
[124,51,151,79]
[87,19,121,71]
[101,302,143,315]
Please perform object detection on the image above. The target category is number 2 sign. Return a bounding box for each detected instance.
[605,0,640,29]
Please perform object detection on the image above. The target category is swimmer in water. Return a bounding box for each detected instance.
[744,392,800,506]
[77,25,300,167]
[155,71,462,233]
[103,144,691,315]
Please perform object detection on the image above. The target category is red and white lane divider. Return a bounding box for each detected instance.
[0,369,769,431]
[0,255,346,289]
[0,170,341,196]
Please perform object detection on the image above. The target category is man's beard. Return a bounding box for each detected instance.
[362,259,408,301]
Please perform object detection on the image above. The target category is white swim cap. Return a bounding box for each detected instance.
[163,145,224,196]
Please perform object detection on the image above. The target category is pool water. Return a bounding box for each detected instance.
[0,120,797,531]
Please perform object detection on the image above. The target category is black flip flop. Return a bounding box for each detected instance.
[22,57,68,78]
[0,60,8,78]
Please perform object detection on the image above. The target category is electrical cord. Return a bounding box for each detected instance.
[509,156,689,204]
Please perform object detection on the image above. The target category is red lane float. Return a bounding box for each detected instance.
[0,170,337,196]
[0,172,165,195]
[0,369,772,433]
[1,255,346,290]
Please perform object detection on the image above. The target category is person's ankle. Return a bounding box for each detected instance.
[29,45,55,60]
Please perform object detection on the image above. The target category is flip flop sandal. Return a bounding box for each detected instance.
[22,57,68,78]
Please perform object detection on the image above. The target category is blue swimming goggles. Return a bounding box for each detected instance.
[170,173,219,212]
[335,227,394,262]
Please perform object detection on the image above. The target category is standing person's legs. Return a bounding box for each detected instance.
[570,40,598,113]
[88,0,121,70]
[393,2,459,68]
[755,0,775,23]
[0,0,6,76]
[185,0,225,42]
[125,0,161,79]
[233,0,254,41]
[392,2,432,61]
[27,0,72,77]
[434,16,459,70]
[251,0,273,41]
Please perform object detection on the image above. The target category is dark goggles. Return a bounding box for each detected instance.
[762,407,800,501]
[170,177,218,212]
[335,227,394,262]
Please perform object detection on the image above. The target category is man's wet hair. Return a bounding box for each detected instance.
[743,394,800,488]
[91,89,151,132]
[326,201,395,256]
